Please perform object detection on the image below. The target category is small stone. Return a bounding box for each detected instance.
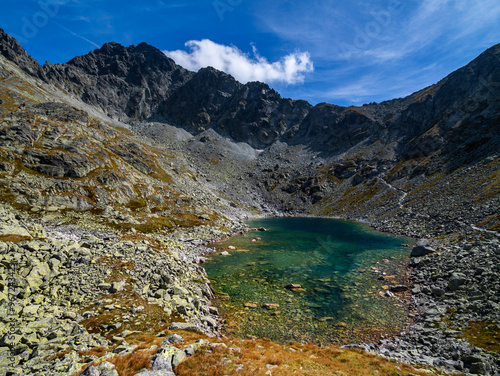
[390,285,409,292]
[153,346,177,372]
[169,322,199,331]
[171,350,187,367]
[208,306,218,315]
[262,303,280,310]
[161,334,184,346]
[80,365,100,376]
[110,281,126,293]
[96,362,119,376]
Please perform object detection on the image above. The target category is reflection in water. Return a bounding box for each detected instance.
[204,218,413,345]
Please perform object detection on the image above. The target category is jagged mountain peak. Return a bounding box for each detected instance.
[1,28,498,155]
[60,40,183,80]
[0,28,45,79]
[40,38,194,121]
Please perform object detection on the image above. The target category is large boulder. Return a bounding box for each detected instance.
[410,245,435,257]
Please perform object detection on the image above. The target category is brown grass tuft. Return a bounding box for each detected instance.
[78,346,108,359]
[108,351,152,376]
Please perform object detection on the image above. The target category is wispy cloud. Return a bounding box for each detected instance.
[322,63,441,104]
[52,20,100,48]
[164,39,314,85]
[254,0,500,105]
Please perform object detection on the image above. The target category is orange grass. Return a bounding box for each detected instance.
[108,351,153,376]
[174,337,446,376]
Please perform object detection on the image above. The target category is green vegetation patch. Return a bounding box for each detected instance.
[462,321,500,353]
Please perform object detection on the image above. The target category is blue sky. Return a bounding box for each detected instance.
[1,0,499,106]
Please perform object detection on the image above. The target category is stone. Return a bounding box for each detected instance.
[208,306,218,315]
[262,303,280,310]
[161,334,184,346]
[432,287,445,297]
[410,245,435,258]
[168,322,199,331]
[171,349,187,367]
[448,273,467,291]
[152,346,176,372]
[80,365,100,376]
[98,283,112,291]
[136,370,175,376]
[0,224,31,239]
[110,281,126,293]
[96,362,119,376]
[203,316,217,328]
[469,361,491,374]
[390,285,409,292]
[185,339,208,355]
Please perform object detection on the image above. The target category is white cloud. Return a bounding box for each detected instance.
[164,39,313,85]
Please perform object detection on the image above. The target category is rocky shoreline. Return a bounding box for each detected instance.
[331,212,500,375]
[371,236,499,375]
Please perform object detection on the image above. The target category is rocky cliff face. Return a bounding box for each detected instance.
[162,67,312,148]
[0,29,46,79]
[44,41,194,122]
[2,28,497,161]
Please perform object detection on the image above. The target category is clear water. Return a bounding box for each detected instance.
[204,217,413,345]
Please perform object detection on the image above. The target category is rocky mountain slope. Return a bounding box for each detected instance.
[0,27,499,375]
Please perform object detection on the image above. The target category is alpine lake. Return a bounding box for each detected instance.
[204,217,414,345]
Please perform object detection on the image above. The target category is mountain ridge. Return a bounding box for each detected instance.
[1,27,498,156]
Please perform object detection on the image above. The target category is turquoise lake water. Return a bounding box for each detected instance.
[204,217,413,345]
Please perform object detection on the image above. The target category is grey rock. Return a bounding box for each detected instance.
[96,362,119,376]
[168,322,199,332]
[470,361,491,374]
[110,281,126,293]
[410,245,435,258]
[152,346,176,372]
[448,272,467,291]
[390,285,409,292]
[136,370,176,376]
[80,365,100,376]
[161,334,184,346]
[171,350,187,368]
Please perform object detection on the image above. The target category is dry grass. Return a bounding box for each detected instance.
[96,256,136,273]
[78,346,108,358]
[45,348,72,361]
[108,351,153,376]
[71,332,456,376]
[0,234,32,243]
[175,337,444,376]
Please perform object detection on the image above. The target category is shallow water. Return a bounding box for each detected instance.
[204,217,413,345]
